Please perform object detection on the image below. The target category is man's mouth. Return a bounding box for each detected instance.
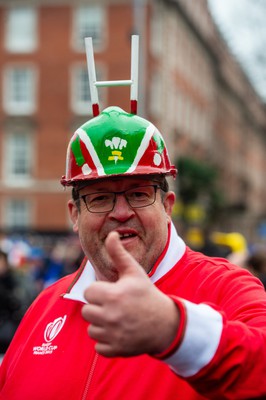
[119,233,137,240]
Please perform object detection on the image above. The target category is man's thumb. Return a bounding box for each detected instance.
[105,231,145,278]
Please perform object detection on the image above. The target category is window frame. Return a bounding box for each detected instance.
[70,62,106,115]
[3,64,38,115]
[2,129,35,185]
[4,6,38,53]
[2,197,33,229]
[72,5,106,52]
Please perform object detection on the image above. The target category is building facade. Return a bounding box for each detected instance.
[0,0,265,240]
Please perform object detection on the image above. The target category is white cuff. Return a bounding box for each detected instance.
[163,300,223,377]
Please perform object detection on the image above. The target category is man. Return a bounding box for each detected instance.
[1,106,266,399]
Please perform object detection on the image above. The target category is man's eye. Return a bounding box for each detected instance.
[130,190,150,200]
[88,194,111,204]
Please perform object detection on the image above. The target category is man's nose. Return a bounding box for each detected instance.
[108,193,135,220]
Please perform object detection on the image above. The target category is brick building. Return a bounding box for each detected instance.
[0,1,134,233]
[0,0,265,240]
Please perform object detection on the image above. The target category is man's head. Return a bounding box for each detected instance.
[64,107,177,280]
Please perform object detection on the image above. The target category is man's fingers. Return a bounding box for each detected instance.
[95,342,117,358]
[84,281,112,304]
[88,325,108,342]
[82,303,103,325]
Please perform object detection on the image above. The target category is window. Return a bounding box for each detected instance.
[71,64,105,115]
[72,6,105,51]
[3,66,37,115]
[3,131,33,183]
[3,198,32,229]
[71,65,90,114]
[5,7,37,53]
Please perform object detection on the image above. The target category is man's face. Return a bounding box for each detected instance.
[68,177,175,281]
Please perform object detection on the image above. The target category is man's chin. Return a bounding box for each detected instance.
[124,248,147,272]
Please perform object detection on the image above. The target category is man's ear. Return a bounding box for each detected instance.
[163,191,176,220]
[68,200,79,233]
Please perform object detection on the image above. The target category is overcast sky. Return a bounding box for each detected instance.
[208,0,266,101]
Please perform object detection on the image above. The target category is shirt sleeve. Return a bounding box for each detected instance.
[158,270,266,399]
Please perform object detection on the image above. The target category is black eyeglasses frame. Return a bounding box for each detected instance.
[79,184,161,214]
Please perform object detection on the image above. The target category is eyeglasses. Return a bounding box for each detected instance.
[79,185,161,213]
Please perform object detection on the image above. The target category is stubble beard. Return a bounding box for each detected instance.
[92,245,159,281]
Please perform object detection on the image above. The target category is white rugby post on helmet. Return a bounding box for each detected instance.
[61,35,177,187]
[85,35,139,117]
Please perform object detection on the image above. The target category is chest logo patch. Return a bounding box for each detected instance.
[44,315,67,342]
[33,315,67,356]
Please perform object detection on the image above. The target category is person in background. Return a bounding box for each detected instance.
[245,246,266,289]
[0,249,36,355]
[1,107,266,399]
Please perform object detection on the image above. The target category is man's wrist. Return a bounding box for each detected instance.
[153,296,187,360]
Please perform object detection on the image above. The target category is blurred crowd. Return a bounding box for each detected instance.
[0,228,265,357]
[185,227,266,289]
[0,233,84,355]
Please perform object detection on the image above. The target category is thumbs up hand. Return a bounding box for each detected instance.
[82,231,180,357]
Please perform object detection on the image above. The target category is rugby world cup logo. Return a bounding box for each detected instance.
[44,315,67,343]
